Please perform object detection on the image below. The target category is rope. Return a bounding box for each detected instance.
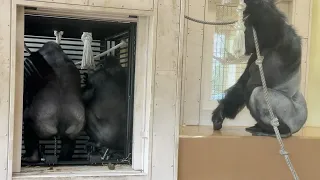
[252,27,299,180]
[184,15,237,25]
[54,30,64,44]
[81,32,95,70]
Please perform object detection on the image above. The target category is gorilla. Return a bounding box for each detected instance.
[82,55,127,153]
[23,41,85,162]
[23,50,55,111]
[211,0,308,137]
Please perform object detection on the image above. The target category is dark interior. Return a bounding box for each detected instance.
[22,13,137,166]
[24,14,134,39]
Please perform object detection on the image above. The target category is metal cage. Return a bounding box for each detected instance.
[21,14,136,166]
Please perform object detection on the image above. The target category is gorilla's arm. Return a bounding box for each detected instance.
[211,54,257,130]
[82,87,95,104]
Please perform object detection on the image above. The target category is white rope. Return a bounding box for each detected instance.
[80,32,95,70]
[252,27,300,180]
[53,30,64,44]
[94,40,127,60]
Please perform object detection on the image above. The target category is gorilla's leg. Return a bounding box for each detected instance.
[58,102,85,161]
[212,55,257,130]
[59,138,76,161]
[247,87,307,138]
[22,119,41,163]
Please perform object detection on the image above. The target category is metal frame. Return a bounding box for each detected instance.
[20,15,137,167]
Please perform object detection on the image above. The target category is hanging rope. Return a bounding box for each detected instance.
[184,15,238,25]
[252,27,299,180]
[80,32,95,70]
[53,30,64,44]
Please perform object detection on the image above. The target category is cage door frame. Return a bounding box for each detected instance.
[9,0,155,178]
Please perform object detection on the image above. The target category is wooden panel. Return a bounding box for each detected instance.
[12,6,25,174]
[179,126,320,180]
[182,0,205,125]
[300,38,308,96]
[151,0,182,179]
[16,0,152,16]
[26,0,88,5]
[293,0,311,38]
[0,0,11,179]
[276,1,292,23]
[14,176,146,180]
[27,0,154,10]
[152,71,177,180]
[180,0,189,126]
[89,0,153,11]
[199,0,216,125]
[132,17,149,171]
[154,0,181,71]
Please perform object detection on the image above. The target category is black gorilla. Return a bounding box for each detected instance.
[82,55,127,152]
[211,0,308,137]
[23,51,55,111]
[23,41,85,162]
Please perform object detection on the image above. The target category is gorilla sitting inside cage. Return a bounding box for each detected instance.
[211,0,308,137]
[23,50,55,111]
[82,55,127,159]
[23,41,85,163]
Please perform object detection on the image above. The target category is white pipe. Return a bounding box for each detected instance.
[75,40,127,65]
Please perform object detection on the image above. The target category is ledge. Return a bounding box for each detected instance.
[13,165,145,180]
[179,125,320,139]
[178,125,320,180]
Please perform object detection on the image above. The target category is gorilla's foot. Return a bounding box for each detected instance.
[249,129,292,138]
[245,124,261,133]
[22,151,41,163]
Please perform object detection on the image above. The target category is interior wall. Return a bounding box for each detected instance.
[0,0,185,180]
[181,0,312,127]
[306,0,320,127]
[26,0,154,11]
[0,1,12,180]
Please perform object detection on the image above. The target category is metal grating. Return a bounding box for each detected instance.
[22,32,130,163]
[211,4,246,100]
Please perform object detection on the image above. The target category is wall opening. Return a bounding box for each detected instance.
[20,9,139,172]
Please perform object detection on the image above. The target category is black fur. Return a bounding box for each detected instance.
[23,41,85,162]
[211,0,308,137]
[23,51,55,110]
[82,55,127,152]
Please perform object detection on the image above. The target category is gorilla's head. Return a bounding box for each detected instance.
[243,0,287,54]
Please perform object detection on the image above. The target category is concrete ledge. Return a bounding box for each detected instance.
[178,126,320,180]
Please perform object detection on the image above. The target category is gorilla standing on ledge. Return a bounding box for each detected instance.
[82,55,127,153]
[23,41,85,162]
[211,0,308,137]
